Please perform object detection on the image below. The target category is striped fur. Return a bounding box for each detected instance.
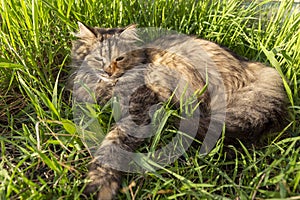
[68,23,288,199]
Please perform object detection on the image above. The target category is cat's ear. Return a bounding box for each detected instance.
[74,22,96,39]
[120,24,138,40]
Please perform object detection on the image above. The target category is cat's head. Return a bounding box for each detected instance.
[69,22,142,103]
[71,22,139,69]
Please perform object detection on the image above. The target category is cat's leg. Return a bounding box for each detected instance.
[84,86,158,199]
[84,125,144,199]
[85,156,120,199]
[224,66,287,143]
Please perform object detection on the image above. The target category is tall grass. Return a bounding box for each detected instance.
[0,0,299,199]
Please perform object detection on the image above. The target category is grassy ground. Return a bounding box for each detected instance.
[0,0,300,199]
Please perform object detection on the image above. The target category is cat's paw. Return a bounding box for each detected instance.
[84,161,121,200]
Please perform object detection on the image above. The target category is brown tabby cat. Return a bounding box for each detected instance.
[68,22,287,199]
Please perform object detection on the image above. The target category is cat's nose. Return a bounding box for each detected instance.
[104,62,116,76]
[104,66,113,76]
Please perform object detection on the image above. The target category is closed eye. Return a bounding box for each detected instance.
[115,56,124,61]
[95,57,104,62]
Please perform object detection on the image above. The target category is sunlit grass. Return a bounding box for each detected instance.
[0,0,299,199]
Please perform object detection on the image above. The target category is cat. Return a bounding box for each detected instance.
[68,22,288,199]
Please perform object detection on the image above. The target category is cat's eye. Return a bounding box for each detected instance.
[115,56,124,62]
[95,57,104,62]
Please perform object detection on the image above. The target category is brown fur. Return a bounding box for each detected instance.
[68,23,287,199]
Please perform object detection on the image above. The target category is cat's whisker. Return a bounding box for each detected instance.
[99,76,114,82]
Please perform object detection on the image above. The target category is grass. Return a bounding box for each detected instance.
[0,0,299,199]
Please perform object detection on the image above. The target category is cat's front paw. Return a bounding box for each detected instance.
[84,160,121,200]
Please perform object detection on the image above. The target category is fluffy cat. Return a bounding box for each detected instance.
[68,22,287,199]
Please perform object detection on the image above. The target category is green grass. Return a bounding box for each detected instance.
[0,0,300,199]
